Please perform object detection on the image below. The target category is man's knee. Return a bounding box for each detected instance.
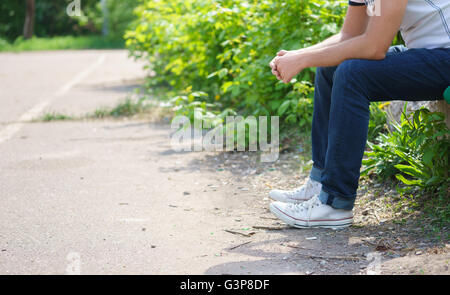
[316,66,337,84]
[333,60,371,104]
[334,59,366,85]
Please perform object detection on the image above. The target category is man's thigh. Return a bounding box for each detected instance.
[336,47,450,102]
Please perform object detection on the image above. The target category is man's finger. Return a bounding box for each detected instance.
[270,57,278,69]
[272,68,279,75]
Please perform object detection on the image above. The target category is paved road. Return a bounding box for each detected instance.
[0,50,145,125]
[0,50,307,275]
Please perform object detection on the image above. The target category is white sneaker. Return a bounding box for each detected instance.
[269,178,322,203]
[269,195,353,229]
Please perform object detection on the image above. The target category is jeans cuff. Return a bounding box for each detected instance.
[309,166,323,183]
[318,190,354,211]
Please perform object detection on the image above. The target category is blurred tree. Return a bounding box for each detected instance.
[0,0,138,42]
[0,0,25,41]
[23,0,35,39]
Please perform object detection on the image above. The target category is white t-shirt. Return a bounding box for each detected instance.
[349,0,450,49]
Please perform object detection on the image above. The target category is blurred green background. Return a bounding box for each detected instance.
[0,0,140,51]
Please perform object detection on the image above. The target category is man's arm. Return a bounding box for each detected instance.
[274,0,408,83]
[271,5,369,78]
[301,5,370,52]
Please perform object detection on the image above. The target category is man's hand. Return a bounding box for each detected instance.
[270,50,306,84]
[270,50,288,80]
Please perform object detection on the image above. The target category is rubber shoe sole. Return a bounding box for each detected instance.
[269,203,353,229]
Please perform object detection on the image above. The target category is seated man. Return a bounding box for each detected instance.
[268,0,449,228]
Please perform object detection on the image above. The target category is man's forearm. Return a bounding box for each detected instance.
[297,31,356,53]
[300,33,386,69]
[295,1,406,69]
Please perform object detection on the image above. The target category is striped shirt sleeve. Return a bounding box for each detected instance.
[349,0,367,6]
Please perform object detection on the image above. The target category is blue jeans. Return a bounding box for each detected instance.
[310,45,450,210]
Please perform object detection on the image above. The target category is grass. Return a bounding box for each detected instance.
[88,98,153,119]
[37,98,155,122]
[40,112,74,122]
[0,35,124,52]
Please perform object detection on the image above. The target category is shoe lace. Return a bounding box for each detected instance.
[289,195,322,216]
[286,179,314,196]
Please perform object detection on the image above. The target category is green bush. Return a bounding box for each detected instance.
[126,0,346,131]
[368,102,389,143]
[363,106,449,196]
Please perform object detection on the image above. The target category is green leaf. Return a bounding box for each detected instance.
[425,176,441,186]
[221,81,234,93]
[277,100,291,116]
[394,164,425,179]
[395,174,422,186]
[422,149,434,166]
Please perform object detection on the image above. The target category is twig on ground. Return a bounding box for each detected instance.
[229,241,252,250]
[253,225,286,231]
[362,239,377,246]
[281,244,314,251]
[224,229,256,237]
[259,216,279,221]
[373,210,381,223]
[294,252,364,261]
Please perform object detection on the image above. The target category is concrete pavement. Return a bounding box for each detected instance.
[0,50,302,274]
